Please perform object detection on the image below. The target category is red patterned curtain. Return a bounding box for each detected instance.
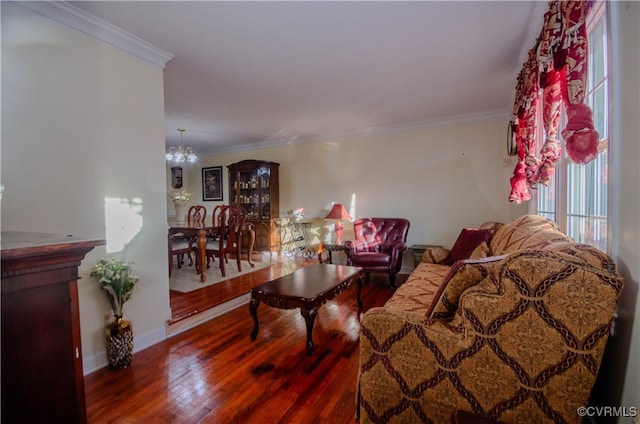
[509,50,539,203]
[537,1,564,186]
[508,0,598,203]
[560,0,599,164]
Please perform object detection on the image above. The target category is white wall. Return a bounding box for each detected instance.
[1,3,171,373]
[175,120,517,252]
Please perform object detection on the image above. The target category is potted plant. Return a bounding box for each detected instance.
[90,257,138,370]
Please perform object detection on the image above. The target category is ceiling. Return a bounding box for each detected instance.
[69,1,547,155]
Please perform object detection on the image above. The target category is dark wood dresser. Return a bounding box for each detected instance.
[1,231,104,423]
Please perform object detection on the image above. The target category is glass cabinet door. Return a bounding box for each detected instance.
[238,170,259,219]
[259,167,271,220]
[227,160,279,252]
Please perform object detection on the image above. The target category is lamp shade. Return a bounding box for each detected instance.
[325,204,351,220]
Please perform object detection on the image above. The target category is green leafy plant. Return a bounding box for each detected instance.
[90,258,138,321]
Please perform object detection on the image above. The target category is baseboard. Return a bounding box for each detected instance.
[166,293,251,338]
[83,325,167,375]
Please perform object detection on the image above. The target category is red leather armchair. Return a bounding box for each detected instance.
[345,217,410,289]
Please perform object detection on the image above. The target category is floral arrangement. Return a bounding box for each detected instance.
[169,190,193,202]
[287,208,305,220]
[90,258,138,321]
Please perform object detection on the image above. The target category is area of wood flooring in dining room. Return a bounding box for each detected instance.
[168,253,304,324]
[84,256,405,423]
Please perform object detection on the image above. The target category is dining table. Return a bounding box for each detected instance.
[168,222,255,283]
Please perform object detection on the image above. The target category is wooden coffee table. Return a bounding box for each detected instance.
[249,264,364,355]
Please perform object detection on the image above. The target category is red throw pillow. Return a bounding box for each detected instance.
[444,228,494,266]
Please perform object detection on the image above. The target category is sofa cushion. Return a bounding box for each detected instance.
[445,228,494,265]
[427,255,507,320]
[385,263,449,314]
[490,215,571,255]
[544,242,619,272]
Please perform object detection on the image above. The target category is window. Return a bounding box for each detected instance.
[534,2,610,253]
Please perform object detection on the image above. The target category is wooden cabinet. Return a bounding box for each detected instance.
[228,160,279,251]
[1,231,104,424]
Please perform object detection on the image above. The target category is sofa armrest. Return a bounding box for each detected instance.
[420,246,450,264]
[358,307,475,424]
[359,248,625,424]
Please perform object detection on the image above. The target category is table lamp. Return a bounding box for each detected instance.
[325,204,351,244]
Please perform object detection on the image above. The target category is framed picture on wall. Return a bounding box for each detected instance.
[171,166,183,188]
[202,166,223,201]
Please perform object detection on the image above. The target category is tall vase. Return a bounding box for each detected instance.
[105,317,133,370]
[174,201,187,225]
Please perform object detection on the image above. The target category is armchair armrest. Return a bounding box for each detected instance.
[388,240,407,269]
[388,239,407,252]
[344,239,367,255]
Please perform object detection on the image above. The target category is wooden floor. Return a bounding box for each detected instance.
[85,255,405,423]
[168,253,301,324]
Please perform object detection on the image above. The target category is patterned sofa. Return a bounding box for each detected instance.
[358,215,624,423]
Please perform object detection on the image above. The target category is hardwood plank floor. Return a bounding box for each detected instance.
[85,256,406,423]
[168,253,300,324]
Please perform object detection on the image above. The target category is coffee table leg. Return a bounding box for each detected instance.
[300,308,317,355]
[249,297,260,341]
[357,274,363,308]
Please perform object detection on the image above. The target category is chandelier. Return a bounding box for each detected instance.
[165,128,197,163]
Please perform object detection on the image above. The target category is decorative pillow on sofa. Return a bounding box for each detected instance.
[444,228,495,265]
[427,255,507,320]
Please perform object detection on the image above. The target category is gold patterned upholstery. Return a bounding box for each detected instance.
[358,215,624,423]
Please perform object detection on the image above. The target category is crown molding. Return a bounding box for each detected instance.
[11,1,174,68]
[203,108,511,155]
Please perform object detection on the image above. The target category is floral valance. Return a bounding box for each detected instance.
[509,0,599,203]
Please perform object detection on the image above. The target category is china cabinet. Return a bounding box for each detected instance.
[227,160,279,251]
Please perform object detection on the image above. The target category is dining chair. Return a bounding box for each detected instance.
[187,205,207,226]
[206,205,247,277]
[168,205,207,277]
[205,205,228,275]
[168,233,193,277]
[221,205,248,272]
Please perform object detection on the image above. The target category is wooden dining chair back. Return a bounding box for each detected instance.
[224,206,248,269]
[206,205,247,277]
[188,205,207,227]
[205,205,228,275]
[168,205,207,277]
[211,205,228,228]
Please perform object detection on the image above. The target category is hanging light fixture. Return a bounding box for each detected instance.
[165,128,198,163]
